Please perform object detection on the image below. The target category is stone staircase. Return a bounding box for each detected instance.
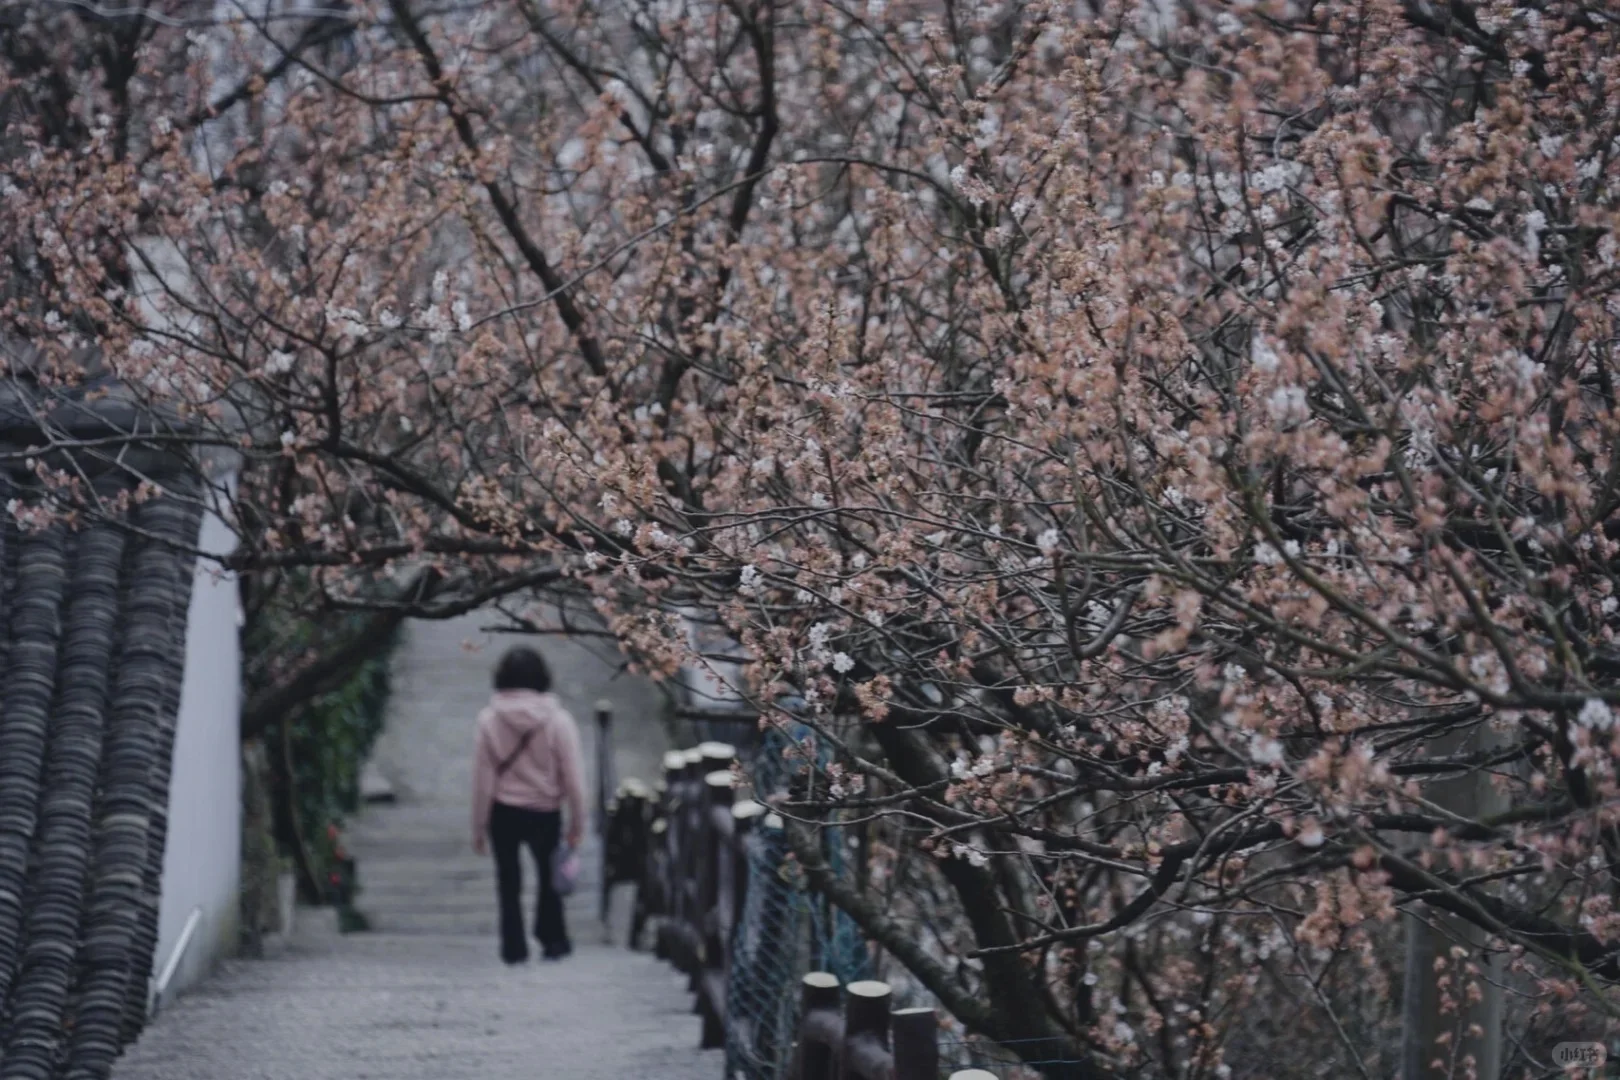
[114,614,720,1080]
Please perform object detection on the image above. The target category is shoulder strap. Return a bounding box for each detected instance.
[494,726,540,778]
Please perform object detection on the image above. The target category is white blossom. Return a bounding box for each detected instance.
[325,304,367,339]
[1578,698,1615,731]
[1525,209,1546,262]
[1250,734,1285,767]
[1251,162,1295,193]
[1267,384,1309,426]
[1513,352,1543,388]
[951,843,989,868]
[808,622,832,662]
[1250,336,1281,374]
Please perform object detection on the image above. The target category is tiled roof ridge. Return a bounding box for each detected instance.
[0,379,203,494]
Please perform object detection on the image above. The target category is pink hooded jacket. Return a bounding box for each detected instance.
[471,690,587,843]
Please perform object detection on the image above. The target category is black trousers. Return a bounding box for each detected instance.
[488,801,569,962]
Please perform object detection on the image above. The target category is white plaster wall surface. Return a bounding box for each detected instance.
[150,494,242,1001]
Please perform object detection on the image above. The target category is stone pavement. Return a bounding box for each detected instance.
[114,613,718,1080]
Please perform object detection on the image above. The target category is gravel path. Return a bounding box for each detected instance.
[115,614,717,1080]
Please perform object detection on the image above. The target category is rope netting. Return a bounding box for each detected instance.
[724,720,871,1080]
[937,1038,1092,1078]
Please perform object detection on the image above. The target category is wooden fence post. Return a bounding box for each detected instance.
[843,980,893,1080]
[594,701,613,836]
[635,813,666,952]
[698,740,737,782]
[594,702,613,930]
[696,770,737,1047]
[637,738,946,1074]
[892,1007,938,1080]
[662,750,685,786]
[601,777,646,940]
[653,754,674,960]
[795,972,842,1080]
[701,769,736,915]
[672,747,705,971]
[656,748,696,964]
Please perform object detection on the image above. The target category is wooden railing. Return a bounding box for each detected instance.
[657,741,752,1047]
[593,700,618,927]
[606,741,977,1079]
[792,972,942,1080]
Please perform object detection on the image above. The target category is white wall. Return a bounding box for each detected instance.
[151,489,242,1000]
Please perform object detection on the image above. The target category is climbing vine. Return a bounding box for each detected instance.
[269,637,395,907]
[242,584,400,915]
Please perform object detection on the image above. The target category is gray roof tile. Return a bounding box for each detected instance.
[0,385,206,1080]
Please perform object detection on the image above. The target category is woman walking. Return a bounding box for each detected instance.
[471,646,586,964]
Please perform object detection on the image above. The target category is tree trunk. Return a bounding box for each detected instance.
[1400,724,1505,1080]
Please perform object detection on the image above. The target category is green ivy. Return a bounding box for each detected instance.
[264,627,398,911]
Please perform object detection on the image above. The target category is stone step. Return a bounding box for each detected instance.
[359,760,397,804]
[115,612,717,1080]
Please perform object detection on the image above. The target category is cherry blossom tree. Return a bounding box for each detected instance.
[4,0,1620,1075]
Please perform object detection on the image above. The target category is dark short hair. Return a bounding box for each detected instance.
[494,646,552,693]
